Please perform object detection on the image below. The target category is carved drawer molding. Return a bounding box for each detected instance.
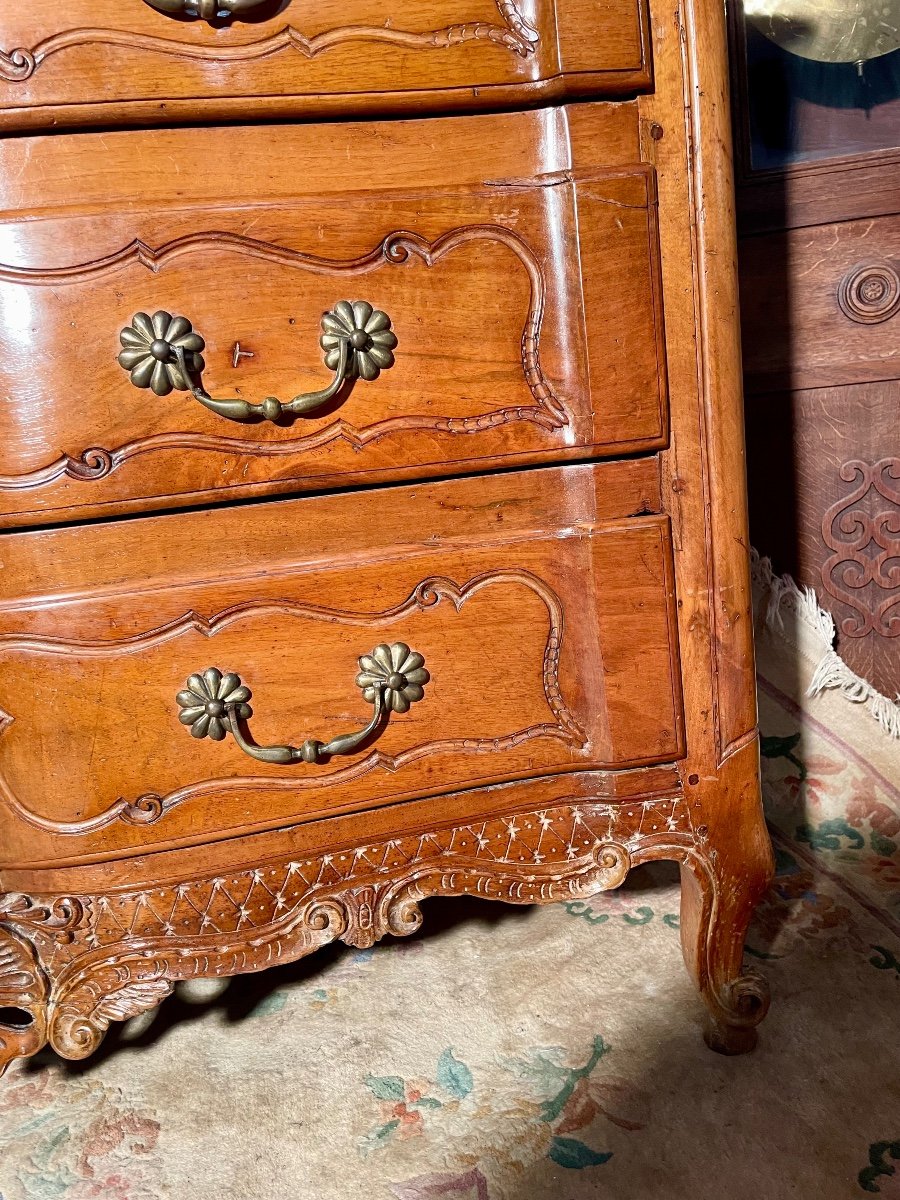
[0,795,769,1074]
[0,2,540,83]
[0,570,590,836]
[0,226,565,492]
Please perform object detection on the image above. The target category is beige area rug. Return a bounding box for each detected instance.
[1,578,899,1199]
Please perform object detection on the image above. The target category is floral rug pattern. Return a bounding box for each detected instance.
[1,635,898,1198]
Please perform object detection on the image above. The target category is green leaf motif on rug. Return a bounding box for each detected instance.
[436,1048,473,1099]
[358,1049,473,1155]
[798,818,865,852]
[870,831,898,857]
[858,1139,900,1193]
[869,946,900,978]
[358,1119,402,1154]
[562,901,679,929]
[538,1035,610,1124]
[548,1136,614,1169]
[365,1075,407,1102]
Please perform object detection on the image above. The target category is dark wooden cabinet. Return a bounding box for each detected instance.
[730,4,900,698]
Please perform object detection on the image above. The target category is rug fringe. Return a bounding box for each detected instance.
[750,549,900,740]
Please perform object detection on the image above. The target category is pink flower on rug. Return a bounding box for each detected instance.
[783,760,845,810]
[846,791,900,840]
[390,1167,490,1199]
[77,1111,160,1176]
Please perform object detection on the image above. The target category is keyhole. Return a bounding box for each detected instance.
[232,342,255,368]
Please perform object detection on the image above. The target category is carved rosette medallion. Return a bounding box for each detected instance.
[837,263,900,325]
[821,459,900,639]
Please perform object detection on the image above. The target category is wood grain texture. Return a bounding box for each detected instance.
[638,0,758,765]
[0,105,669,527]
[0,0,651,131]
[0,462,683,867]
[0,0,772,1070]
[740,212,900,395]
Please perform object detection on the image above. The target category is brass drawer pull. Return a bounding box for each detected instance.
[175,644,428,765]
[117,304,397,423]
[143,0,270,21]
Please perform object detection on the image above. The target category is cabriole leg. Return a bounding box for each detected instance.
[678,756,775,1054]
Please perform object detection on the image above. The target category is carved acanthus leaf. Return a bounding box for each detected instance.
[91,978,174,1028]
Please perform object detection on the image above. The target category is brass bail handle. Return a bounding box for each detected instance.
[142,0,272,21]
[175,644,429,766]
[117,303,398,422]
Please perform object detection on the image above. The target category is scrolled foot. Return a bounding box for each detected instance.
[704,1016,758,1056]
[0,928,49,1076]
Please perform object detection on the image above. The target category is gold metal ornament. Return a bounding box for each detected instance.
[118,303,397,422]
[744,0,900,66]
[175,646,429,765]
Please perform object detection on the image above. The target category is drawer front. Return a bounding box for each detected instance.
[740,212,900,396]
[0,0,650,131]
[0,106,667,527]
[0,461,683,867]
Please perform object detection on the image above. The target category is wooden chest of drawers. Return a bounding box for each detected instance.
[0,0,773,1076]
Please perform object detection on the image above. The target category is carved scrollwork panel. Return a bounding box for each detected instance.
[821,458,900,639]
[0,1,540,83]
[0,226,567,492]
[25,797,686,1061]
[0,570,586,835]
[0,793,772,1073]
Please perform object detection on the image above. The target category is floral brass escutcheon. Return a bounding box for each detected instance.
[175,644,429,765]
[117,301,397,422]
[320,301,398,382]
[118,311,206,397]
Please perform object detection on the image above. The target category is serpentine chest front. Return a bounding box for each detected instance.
[0,0,773,1075]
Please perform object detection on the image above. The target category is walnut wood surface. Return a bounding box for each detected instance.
[0,462,684,867]
[0,103,670,528]
[0,0,651,131]
[740,212,900,395]
[0,0,773,1072]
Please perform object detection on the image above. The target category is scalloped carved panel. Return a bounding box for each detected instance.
[2,794,692,1067]
[0,109,667,526]
[0,466,683,866]
[0,0,650,129]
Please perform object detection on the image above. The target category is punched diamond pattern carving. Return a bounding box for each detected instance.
[60,799,690,953]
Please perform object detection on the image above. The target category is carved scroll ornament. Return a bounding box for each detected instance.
[0,226,565,492]
[821,458,900,639]
[0,1,540,82]
[0,794,769,1075]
